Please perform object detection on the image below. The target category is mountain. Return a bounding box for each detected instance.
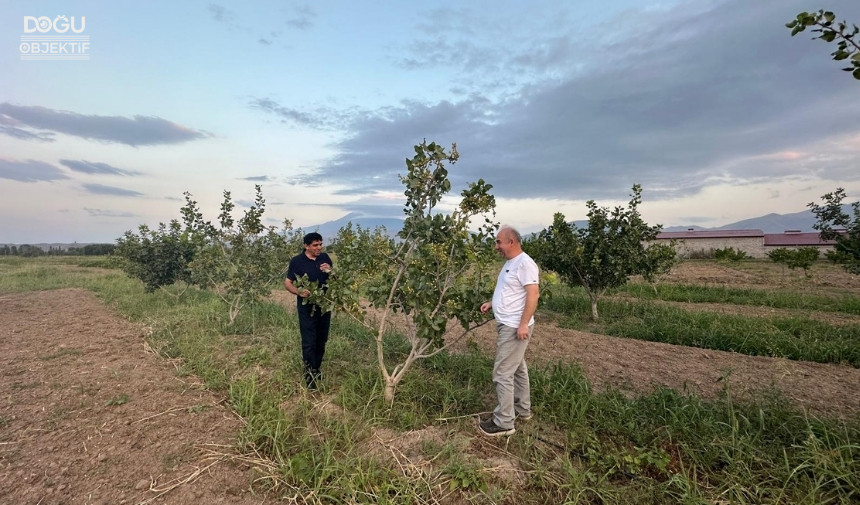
[662,207,839,234]
[300,212,404,239]
[309,208,829,239]
[714,209,821,233]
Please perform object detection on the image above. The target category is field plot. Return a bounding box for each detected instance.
[0,257,857,504]
[0,289,275,505]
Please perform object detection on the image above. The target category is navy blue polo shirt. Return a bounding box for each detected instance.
[286,251,332,305]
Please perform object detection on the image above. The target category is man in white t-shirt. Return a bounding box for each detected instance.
[478,226,540,436]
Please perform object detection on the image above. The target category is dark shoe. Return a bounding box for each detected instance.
[479,418,515,437]
[304,372,318,391]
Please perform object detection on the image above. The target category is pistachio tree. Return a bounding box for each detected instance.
[188,185,303,323]
[114,191,216,294]
[524,184,667,320]
[116,186,302,323]
[767,247,820,277]
[114,220,197,294]
[809,187,860,274]
[304,141,498,402]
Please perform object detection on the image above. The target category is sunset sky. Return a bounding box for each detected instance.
[1,0,859,243]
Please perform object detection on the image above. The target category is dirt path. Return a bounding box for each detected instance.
[1,280,858,503]
[0,289,274,505]
[459,321,860,418]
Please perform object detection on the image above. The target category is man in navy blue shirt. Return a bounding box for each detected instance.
[284,232,333,390]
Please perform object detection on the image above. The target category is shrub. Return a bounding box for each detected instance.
[768,247,820,275]
[713,247,749,262]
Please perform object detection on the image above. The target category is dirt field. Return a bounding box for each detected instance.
[1,262,858,503]
[0,289,274,505]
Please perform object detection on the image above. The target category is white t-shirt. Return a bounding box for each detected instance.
[491,252,539,328]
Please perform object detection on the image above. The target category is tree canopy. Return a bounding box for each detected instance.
[304,140,498,402]
[808,187,860,274]
[524,184,674,320]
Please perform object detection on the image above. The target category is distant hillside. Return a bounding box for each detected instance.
[306,208,830,239]
[714,208,821,233]
[663,206,848,234]
[300,213,404,239]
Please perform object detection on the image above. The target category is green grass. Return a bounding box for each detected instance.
[546,289,860,367]
[0,256,126,293]
[621,282,860,315]
[2,256,858,503]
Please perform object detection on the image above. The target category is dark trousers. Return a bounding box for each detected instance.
[298,304,331,374]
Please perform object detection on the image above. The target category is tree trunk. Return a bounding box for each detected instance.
[383,381,396,403]
[590,298,599,321]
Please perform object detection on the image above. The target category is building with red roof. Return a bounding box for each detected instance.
[653,229,838,259]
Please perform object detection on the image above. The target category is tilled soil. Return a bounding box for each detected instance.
[0,289,274,505]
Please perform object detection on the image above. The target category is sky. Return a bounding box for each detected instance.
[1,0,859,244]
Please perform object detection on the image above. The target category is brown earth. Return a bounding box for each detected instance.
[1,262,858,503]
[0,289,275,505]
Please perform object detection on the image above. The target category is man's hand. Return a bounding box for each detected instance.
[285,278,310,297]
[517,322,530,340]
[480,301,492,314]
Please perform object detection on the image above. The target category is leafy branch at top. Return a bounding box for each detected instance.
[787,10,860,80]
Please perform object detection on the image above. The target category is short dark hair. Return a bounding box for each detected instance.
[302,231,322,245]
[303,232,323,245]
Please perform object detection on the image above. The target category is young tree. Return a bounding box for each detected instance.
[524,184,667,321]
[808,187,860,274]
[116,186,302,322]
[188,186,303,324]
[767,247,820,277]
[641,241,679,294]
[787,10,860,80]
[114,220,197,293]
[713,247,749,263]
[304,141,498,402]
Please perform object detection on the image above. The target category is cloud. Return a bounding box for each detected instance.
[0,158,68,182]
[394,5,578,98]
[208,3,236,24]
[249,97,356,129]
[286,4,317,30]
[82,183,144,197]
[0,103,212,146]
[84,208,138,218]
[239,175,271,182]
[308,0,860,207]
[209,3,314,45]
[59,159,141,176]
[0,125,55,142]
